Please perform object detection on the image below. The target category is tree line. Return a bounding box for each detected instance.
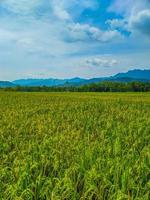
[1,81,150,92]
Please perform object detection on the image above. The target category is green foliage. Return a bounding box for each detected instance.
[0,92,150,199]
[1,81,150,92]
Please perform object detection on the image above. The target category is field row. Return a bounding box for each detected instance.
[0,92,150,200]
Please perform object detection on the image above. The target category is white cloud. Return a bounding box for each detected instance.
[67,23,123,42]
[108,0,150,16]
[106,19,128,30]
[86,58,118,68]
[108,0,150,37]
[0,0,98,19]
[0,0,149,80]
[130,9,150,36]
[52,6,70,20]
[0,29,16,41]
[1,0,42,15]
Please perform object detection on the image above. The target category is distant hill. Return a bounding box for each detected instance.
[13,77,86,87]
[0,69,150,88]
[0,81,15,88]
[13,79,65,86]
[113,69,150,80]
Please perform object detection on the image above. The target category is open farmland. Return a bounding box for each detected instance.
[0,92,150,200]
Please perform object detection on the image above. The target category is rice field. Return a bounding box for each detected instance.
[0,92,150,200]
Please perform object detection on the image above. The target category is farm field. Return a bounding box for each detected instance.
[0,92,150,200]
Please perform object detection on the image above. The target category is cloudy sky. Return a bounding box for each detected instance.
[0,0,150,80]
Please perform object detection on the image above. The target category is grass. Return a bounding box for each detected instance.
[0,92,150,200]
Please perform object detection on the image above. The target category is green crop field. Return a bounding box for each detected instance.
[0,92,150,200]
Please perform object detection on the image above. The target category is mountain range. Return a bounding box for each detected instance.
[0,69,150,88]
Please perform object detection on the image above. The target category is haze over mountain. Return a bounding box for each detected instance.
[0,69,150,88]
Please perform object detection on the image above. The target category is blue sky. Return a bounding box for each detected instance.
[0,0,150,80]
